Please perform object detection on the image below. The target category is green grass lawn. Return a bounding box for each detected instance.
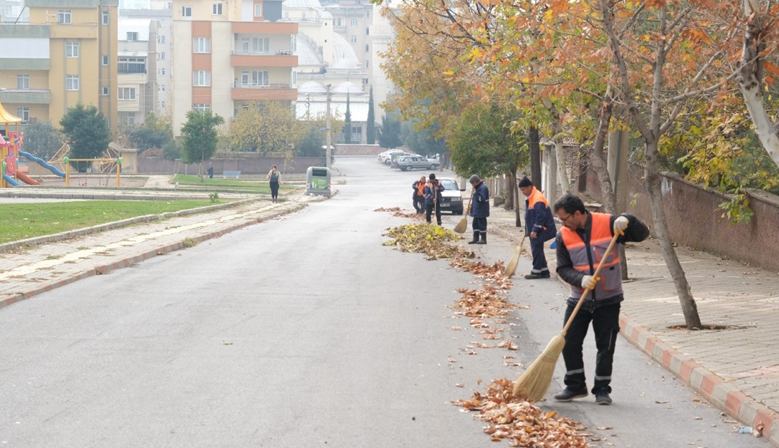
[172,174,299,193]
[0,200,216,244]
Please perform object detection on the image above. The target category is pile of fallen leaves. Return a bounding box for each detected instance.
[450,258,513,289]
[453,378,589,448]
[374,206,425,220]
[383,223,476,260]
[454,286,518,318]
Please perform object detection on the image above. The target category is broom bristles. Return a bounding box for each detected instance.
[453,217,467,234]
[512,333,566,401]
[504,245,522,278]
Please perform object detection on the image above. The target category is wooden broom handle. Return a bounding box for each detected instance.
[561,232,620,336]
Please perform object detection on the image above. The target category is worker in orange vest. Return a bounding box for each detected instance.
[412,175,426,214]
[518,176,556,278]
[551,193,649,406]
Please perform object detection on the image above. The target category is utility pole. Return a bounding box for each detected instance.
[326,84,332,169]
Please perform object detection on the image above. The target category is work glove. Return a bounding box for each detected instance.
[467,205,471,213]
[613,216,629,236]
[581,275,599,290]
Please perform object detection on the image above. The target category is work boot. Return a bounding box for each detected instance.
[595,389,612,405]
[524,272,550,280]
[476,233,487,244]
[553,387,588,402]
[468,232,479,244]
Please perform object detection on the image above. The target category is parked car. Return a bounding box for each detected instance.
[380,149,406,165]
[389,151,414,168]
[437,177,465,215]
[396,155,439,171]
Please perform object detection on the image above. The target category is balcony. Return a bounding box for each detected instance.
[232,21,298,35]
[231,52,297,68]
[231,83,297,101]
[0,89,51,104]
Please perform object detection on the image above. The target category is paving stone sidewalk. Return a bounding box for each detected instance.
[487,203,779,445]
[0,190,320,310]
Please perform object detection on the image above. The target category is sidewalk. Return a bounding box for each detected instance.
[488,203,779,445]
[0,189,321,310]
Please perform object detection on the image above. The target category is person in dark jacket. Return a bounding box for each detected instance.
[518,176,556,279]
[468,175,490,244]
[412,176,426,214]
[552,193,649,405]
[424,173,444,225]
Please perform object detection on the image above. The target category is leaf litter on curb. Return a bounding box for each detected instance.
[453,378,589,448]
[382,223,476,260]
[374,207,426,221]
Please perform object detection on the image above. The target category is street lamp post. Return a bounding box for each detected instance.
[326,84,332,169]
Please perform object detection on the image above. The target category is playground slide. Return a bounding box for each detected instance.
[18,151,65,177]
[16,171,40,185]
[2,173,21,186]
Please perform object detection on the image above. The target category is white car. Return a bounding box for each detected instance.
[436,177,465,215]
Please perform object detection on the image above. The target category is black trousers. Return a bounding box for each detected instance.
[561,302,621,393]
[472,217,487,234]
[270,181,279,199]
[425,203,441,224]
[529,237,549,275]
[413,196,425,214]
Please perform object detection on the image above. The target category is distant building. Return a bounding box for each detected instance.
[170,0,299,136]
[0,0,119,132]
[117,18,159,126]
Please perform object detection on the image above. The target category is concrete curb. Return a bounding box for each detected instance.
[490,224,779,445]
[0,198,257,253]
[0,202,307,311]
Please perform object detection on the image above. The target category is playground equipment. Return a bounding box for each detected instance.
[62,156,122,187]
[0,98,28,188]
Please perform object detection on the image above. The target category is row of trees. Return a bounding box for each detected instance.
[376,0,779,329]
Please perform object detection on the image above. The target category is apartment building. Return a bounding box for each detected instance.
[0,0,118,132]
[171,0,298,136]
[117,18,158,126]
[120,0,172,116]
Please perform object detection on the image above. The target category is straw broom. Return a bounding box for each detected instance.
[504,235,526,278]
[512,232,620,401]
[453,194,473,234]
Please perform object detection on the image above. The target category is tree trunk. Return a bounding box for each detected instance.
[529,125,542,186]
[645,140,702,329]
[541,99,570,193]
[590,92,617,215]
[507,170,521,227]
[504,172,515,211]
[738,0,779,168]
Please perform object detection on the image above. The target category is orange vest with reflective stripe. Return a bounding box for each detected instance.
[560,212,622,301]
[527,187,548,209]
[417,183,425,197]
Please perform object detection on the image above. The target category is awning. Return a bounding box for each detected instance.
[0,99,22,124]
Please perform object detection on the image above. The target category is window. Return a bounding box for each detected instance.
[240,38,250,53]
[102,11,109,25]
[17,74,29,90]
[335,18,341,26]
[366,27,369,35]
[127,32,138,41]
[66,41,79,58]
[66,75,79,91]
[159,67,166,76]
[366,10,370,18]
[254,3,262,17]
[240,71,250,86]
[365,44,369,52]
[182,6,192,17]
[193,70,210,86]
[212,3,222,14]
[57,10,71,24]
[16,107,29,123]
[159,52,166,60]
[118,87,136,100]
[101,87,109,96]
[102,55,109,66]
[252,70,268,86]
[118,57,146,74]
[158,35,165,44]
[252,37,268,53]
[351,18,357,26]
[127,114,135,126]
[351,126,361,135]
[291,35,297,52]
[351,35,357,43]
[365,60,369,68]
[158,85,166,92]
[193,37,210,53]
[193,103,210,112]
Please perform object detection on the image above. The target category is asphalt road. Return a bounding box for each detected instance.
[0,157,769,448]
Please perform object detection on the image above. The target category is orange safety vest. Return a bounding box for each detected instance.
[560,212,622,301]
[416,182,425,197]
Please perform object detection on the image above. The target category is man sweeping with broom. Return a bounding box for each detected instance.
[467,175,490,244]
[550,194,649,405]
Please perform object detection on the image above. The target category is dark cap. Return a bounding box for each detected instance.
[469,175,480,184]
[518,176,533,188]
[429,173,436,180]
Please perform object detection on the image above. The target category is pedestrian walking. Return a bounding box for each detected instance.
[267,165,282,202]
[412,176,426,214]
[206,164,214,179]
[424,173,444,225]
[518,176,556,278]
[467,175,489,244]
[551,193,649,405]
